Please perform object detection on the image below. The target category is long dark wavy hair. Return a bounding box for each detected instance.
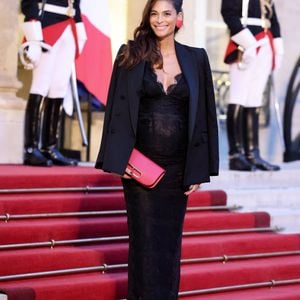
[118,0,183,69]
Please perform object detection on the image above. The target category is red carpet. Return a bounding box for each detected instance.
[0,211,269,245]
[0,165,300,299]
[180,256,300,291]
[184,284,300,300]
[0,192,126,214]
[0,165,121,189]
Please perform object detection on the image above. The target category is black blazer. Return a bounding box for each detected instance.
[95,41,219,186]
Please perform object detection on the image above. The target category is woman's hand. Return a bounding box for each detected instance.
[112,172,131,179]
[184,184,200,196]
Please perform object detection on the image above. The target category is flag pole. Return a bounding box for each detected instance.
[70,63,88,146]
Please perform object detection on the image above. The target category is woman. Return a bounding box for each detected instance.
[95,0,219,298]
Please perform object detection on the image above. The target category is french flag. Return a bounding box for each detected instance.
[76,0,112,105]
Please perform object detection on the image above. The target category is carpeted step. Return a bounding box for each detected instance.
[0,166,121,189]
[0,211,269,245]
[181,283,300,300]
[183,211,270,231]
[2,232,299,279]
[0,244,128,276]
[2,256,300,299]
[181,232,300,259]
[0,190,227,215]
[0,192,126,215]
[179,256,300,293]
[0,271,127,300]
[188,190,227,207]
[0,216,128,245]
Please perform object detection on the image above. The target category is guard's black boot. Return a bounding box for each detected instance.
[24,94,53,166]
[41,98,78,166]
[227,104,256,171]
[244,107,280,171]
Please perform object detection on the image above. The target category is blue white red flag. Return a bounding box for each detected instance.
[76,0,112,105]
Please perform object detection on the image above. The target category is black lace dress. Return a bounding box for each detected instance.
[122,63,190,300]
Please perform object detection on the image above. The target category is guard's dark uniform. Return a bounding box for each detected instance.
[221,0,283,171]
[22,0,82,26]
[20,0,86,166]
[222,0,281,64]
[21,0,83,49]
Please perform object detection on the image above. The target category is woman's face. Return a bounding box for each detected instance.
[149,0,182,40]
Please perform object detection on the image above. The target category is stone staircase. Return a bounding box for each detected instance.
[202,161,300,233]
[2,165,300,299]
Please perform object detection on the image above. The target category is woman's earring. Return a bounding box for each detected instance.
[176,19,183,29]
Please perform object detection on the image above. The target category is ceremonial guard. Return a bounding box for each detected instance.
[221,0,284,171]
[20,0,87,166]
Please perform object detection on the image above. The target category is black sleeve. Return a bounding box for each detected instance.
[270,3,281,38]
[221,0,244,36]
[21,0,40,21]
[200,49,219,176]
[95,45,125,169]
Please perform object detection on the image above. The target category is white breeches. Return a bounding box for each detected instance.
[228,36,273,107]
[30,25,76,99]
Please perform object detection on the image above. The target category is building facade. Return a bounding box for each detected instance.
[0,0,299,163]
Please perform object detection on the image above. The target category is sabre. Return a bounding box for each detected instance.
[70,63,88,146]
[270,73,285,150]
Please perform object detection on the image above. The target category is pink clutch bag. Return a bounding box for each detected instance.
[125,148,166,188]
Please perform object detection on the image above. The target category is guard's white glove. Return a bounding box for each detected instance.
[241,46,257,65]
[241,37,268,65]
[232,28,257,68]
[19,41,51,70]
[273,37,284,71]
[20,21,44,69]
[76,22,87,54]
[232,29,269,69]
[24,42,42,68]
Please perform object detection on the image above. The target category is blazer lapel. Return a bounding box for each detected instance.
[175,42,199,141]
[127,60,146,136]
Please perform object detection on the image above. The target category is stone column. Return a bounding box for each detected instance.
[127,0,146,40]
[0,0,25,163]
[177,0,207,47]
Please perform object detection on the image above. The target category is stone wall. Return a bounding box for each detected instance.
[0,0,25,164]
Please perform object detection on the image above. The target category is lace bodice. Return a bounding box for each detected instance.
[135,64,190,165]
